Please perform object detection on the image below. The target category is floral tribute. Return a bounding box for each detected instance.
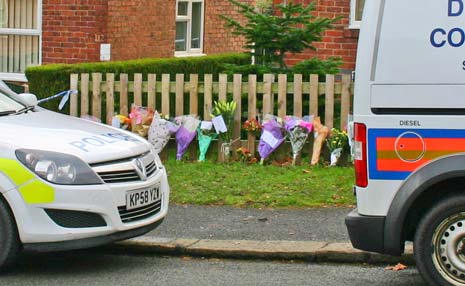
[258,115,286,164]
[129,105,154,137]
[210,100,237,161]
[326,128,349,166]
[174,115,201,160]
[197,121,217,162]
[242,118,262,135]
[236,147,256,163]
[148,112,179,154]
[284,116,313,165]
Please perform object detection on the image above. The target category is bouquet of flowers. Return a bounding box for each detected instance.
[311,117,329,166]
[197,121,218,162]
[210,100,237,161]
[326,128,349,166]
[148,112,180,153]
[111,114,131,130]
[211,100,237,141]
[236,147,255,163]
[242,118,262,136]
[129,105,154,137]
[284,116,313,165]
[258,115,285,164]
[175,115,201,160]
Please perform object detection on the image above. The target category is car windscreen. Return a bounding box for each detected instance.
[0,90,25,113]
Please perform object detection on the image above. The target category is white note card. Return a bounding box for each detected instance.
[262,130,279,148]
[200,121,213,130]
[212,115,228,134]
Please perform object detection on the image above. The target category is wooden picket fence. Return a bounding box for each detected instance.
[69,73,353,161]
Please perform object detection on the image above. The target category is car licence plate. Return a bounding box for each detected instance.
[126,186,161,210]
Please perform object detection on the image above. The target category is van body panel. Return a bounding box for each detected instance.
[375,1,465,84]
[353,0,385,115]
[371,85,465,109]
[356,180,399,216]
[356,116,465,217]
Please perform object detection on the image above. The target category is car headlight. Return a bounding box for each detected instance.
[16,149,103,185]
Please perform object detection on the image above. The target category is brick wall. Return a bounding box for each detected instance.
[42,0,175,64]
[107,0,175,60]
[207,0,358,70]
[41,0,357,70]
[284,0,359,71]
[203,0,255,55]
[42,0,108,64]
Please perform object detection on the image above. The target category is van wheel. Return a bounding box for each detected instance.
[415,195,465,286]
[0,197,19,269]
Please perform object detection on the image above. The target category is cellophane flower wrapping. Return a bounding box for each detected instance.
[311,117,329,165]
[129,105,154,137]
[111,115,131,130]
[175,115,200,160]
[258,115,285,162]
[326,128,349,166]
[197,121,217,162]
[284,116,313,165]
[148,113,180,153]
[210,101,236,142]
[330,148,343,166]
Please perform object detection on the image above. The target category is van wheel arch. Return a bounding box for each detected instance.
[384,155,465,255]
[404,181,465,241]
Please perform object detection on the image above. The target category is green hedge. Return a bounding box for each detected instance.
[25,53,251,102]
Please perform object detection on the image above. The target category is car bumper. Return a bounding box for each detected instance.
[23,218,164,252]
[5,166,169,245]
[345,208,386,253]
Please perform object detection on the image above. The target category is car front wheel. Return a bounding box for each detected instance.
[0,196,19,270]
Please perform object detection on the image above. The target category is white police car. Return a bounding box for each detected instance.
[0,80,169,267]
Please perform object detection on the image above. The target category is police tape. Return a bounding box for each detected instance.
[38,90,78,111]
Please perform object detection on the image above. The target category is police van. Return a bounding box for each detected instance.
[345,0,465,285]
[0,80,169,267]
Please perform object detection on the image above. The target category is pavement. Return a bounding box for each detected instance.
[110,204,414,265]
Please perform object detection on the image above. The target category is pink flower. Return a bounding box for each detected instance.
[299,121,313,132]
[129,112,143,124]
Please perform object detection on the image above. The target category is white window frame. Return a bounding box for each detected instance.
[0,0,42,82]
[175,0,205,57]
[349,0,364,30]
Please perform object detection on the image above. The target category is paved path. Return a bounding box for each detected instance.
[147,204,351,242]
[107,204,415,265]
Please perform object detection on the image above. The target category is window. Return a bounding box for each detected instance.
[0,0,41,82]
[175,0,204,56]
[0,89,24,112]
[350,0,365,29]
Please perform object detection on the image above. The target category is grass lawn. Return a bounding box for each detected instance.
[164,160,355,208]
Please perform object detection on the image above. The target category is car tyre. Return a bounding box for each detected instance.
[0,196,19,270]
[415,194,465,286]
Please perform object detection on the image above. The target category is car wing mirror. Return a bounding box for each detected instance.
[17,93,38,107]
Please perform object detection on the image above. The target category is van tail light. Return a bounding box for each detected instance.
[354,123,368,188]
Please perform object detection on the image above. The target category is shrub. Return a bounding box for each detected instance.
[221,0,341,76]
[25,53,250,102]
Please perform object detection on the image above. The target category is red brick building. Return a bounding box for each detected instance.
[286,0,363,72]
[0,0,364,81]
